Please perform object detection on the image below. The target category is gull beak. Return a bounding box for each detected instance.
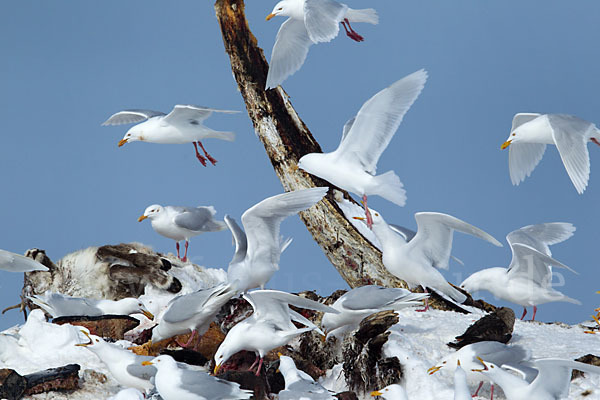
[142,309,154,320]
[371,391,383,397]
[214,363,222,375]
[266,13,276,21]
[75,330,92,347]
[320,334,327,343]
[118,138,128,147]
[457,360,461,366]
[471,356,488,372]
[138,215,148,222]
[353,216,366,221]
[427,365,441,375]
[141,361,153,366]
[277,352,283,358]
[500,140,512,150]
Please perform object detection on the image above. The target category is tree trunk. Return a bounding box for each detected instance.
[213,0,474,313]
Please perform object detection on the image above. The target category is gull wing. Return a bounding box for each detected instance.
[340,286,427,310]
[241,188,327,267]
[125,361,156,381]
[511,113,542,132]
[101,110,165,126]
[304,0,347,43]
[339,117,356,144]
[388,224,416,242]
[507,243,577,287]
[224,215,248,265]
[162,283,233,324]
[508,142,547,186]
[173,207,225,232]
[528,359,600,399]
[334,70,427,174]
[163,104,238,127]
[266,18,313,89]
[506,222,575,257]
[548,114,594,194]
[0,249,48,272]
[409,212,502,270]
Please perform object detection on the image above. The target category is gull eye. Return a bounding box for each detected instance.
[490,365,494,368]
[442,361,446,364]
[95,339,99,343]
[375,213,379,216]
[512,133,516,136]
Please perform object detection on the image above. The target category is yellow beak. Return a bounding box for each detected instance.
[500,140,512,150]
[214,363,222,375]
[141,361,153,366]
[266,13,276,21]
[427,365,441,375]
[75,330,92,347]
[353,216,366,221]
[138,215,148,222]
[371,391,383,397]
[142,309,154,320]
[118,138,128,147]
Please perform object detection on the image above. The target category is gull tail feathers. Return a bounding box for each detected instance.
[435,283,467,304]
[27,295,55,317]
[373,170,406,206]
[203,129,236,142]
[207,220,228,232]
[345,8,379,25]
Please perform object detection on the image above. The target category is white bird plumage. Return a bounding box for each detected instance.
[357,211,502,307]
[138,204,227,262]
[102,104,238,166]
[320,285,429,340]
[501,113,600,194]
[265,0,378,88]
[225,187,328,292]
[298,70,427,227]
[0,249,48,272]
[371,384,409,400]
[460,222,580,320]
[213,289,339,375]
[277,354,335,399]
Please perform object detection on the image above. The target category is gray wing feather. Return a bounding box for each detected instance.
[304,0,347,43]
[101,110,165,126]
[508,143,547,185]
[549,114,594,194]
[163,104,238,127]
[0,250,49,272]
[340,117,356,144]
[125,362,156,380]
[507,243,577,287]
[162,283,229,323]
[389,224,416,242]
[511,113,542,131]
[340,286,427,310]
[174,207,226,232]
[225,215,248,265]
[506,222,575,257]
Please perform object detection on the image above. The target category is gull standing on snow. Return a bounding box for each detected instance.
[0,249,48,272]
[138,204,226,262]
[472,357,600,400]
[264,0,378,89]
[428,341,531,400]
[102,105,238,166]
[225,187,328,292]
[151,282,237,347]
[298,70,427,228]
[28,291,154,319]
[76,331,156,392]
[320,285,428,340]
[214,289,338,376]
[142,355,252,400]
[354,211,502,310]
[501,113,600,194]
[277,354,335,399]
[460,223,580,321]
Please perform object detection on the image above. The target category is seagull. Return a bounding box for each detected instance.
[264,0,378,89]
[453,361,471,400]
[151,282,237,347]
[320,285,428,340]
[277,354,335,399]
[501,113,600,194]
[428,341,531,400]
[214,289,338,376]
[28,291,154,319]
[102,104,238,166]
[225,187,328,292]
[354,211,502,310]
[460,223,580,321]
[371,384,409,400]
[142,354,252,400]
[0,249,48,272]
[138,204,226,262]
[76,331,156,392]
[298,70,427,228]
[472,357,600,400]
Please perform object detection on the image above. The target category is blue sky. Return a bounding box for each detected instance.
[1,1,599,329]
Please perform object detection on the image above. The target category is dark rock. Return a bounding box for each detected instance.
[161,349,208,366]
[0,369,27,400]
[53,314,139,340]
[572,354,600,380]
[335,391,359,400]
[448,307,515,349]
[23,364,80,395]
[343,310,402,393]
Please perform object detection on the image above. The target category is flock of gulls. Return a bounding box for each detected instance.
[2,0,600,399]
